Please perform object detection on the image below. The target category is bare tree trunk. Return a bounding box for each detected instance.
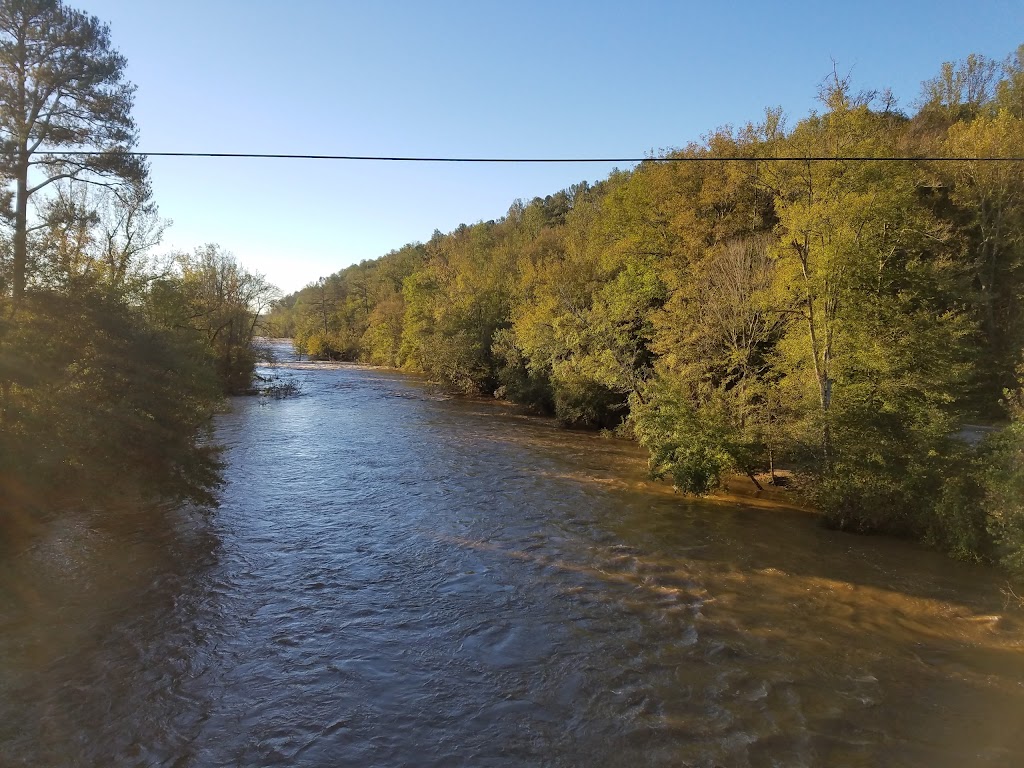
[0,380,9,427]
[745,469,764,491]
[12,154,29,305]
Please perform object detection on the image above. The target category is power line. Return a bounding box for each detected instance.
[29,150,1024,163]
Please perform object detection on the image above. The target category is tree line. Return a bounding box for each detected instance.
[0,0,275,518]
[268,50,1024,571]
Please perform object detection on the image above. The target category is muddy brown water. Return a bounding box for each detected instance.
[2,343,1022,767]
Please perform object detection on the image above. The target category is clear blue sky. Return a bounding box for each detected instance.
[82,0,1022,295]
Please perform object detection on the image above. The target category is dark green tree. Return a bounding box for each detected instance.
[0,0,144,303]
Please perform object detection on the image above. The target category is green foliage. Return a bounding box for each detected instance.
[919,53,999,124]
[158,245,277,394]
[0,0,146,301]
[0,285,223,511]
[401,223,514,392]
[941,110,1024,398]
[256,44,1024,571]
[930,457,990,563]
[984,385,1024,572]
[0,240,261,514]
[922,383,1024,570]
[491,327,553,408]
[0,3,248,517]
[361,293,405,366]
[549,365,623,428]
[631,376,759,495]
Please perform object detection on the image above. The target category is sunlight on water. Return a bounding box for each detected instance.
[2,342,1022,766]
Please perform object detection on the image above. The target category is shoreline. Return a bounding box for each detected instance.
[261,341,816,518]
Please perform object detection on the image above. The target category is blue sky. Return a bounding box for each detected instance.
[82,0,1023,294]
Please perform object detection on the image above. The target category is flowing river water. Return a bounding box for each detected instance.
[2,342,1023,767]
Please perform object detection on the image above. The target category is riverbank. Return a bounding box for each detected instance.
[6,355,1024,766]
[254,343,945,539]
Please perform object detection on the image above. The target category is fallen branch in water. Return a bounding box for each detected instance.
[1001,582,1024,610]
[252,373,303,400]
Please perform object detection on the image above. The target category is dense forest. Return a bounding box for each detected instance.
[0,1,275,517]
[267,50,1024,572]
[1,0,1021,574]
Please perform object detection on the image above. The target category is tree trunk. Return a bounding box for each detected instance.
[12,153,29,304]
[745,469,764,492]
[0,380,9,427]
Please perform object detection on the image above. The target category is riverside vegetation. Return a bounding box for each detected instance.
[0,0,1020,575]
[268,49,1024,573]
[0,0,276,516]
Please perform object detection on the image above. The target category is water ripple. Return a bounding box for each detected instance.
[2,345,1023,766]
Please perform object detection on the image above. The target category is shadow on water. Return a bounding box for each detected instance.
[430,481,1024,767]
[437,390,1017,612]
[2,350,1023,767]
[0,502,224,766]
[358,368,1024,765]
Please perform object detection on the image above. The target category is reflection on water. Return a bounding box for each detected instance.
[2,341,1023,767]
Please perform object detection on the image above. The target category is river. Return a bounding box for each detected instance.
[2,342,1023,767]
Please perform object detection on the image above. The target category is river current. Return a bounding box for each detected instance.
[2,342,1023,767]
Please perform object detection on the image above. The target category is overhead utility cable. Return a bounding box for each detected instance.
[29,151,1024,163]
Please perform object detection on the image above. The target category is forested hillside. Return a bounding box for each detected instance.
[267,51,1024,570]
